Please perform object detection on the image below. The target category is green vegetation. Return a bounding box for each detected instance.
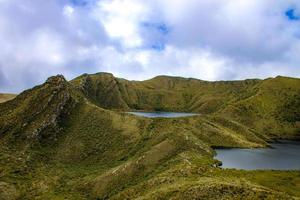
[0,73,299,199]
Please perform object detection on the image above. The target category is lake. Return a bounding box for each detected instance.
[215,140,300,170]
[127,111,199,118]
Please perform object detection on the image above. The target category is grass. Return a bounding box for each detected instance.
[110,151,300,199]
[0,73,299,199]
[71,73,300,138]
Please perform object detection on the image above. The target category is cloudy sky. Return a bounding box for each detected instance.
[0,0,300,93]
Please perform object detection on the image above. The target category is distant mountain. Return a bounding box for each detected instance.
[0,73,299,199]
[0,93,16,103]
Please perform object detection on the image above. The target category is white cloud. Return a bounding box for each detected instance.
[93,0,147,48]
[92,45,231,81]
[0,0,300,93]
[63,5,75,18]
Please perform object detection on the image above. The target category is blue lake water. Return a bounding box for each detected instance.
[215,140,300,170]
[127,111,199,118]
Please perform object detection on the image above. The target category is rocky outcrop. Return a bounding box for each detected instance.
[0,75,77,145]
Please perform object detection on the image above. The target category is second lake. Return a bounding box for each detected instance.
[215,140,300,170]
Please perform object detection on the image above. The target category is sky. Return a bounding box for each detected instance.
[0,0,300,93]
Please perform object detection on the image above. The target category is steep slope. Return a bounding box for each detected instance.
[0,75,146,198]
[0,93,16,103]
[71,73,262,113]
[0,73,300,199]
[71,73,129,109]
[220,76,300,138]
[0,75,82,199]
[0,75,78,147]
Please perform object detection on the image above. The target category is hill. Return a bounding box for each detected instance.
[0,93,16,103]
[71,73,262,113]
[0,73,299,199]
[72,73,300,138]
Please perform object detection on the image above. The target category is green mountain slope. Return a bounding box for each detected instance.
[220,76,300,137]
[71,73,262,113]
[0,76,78,147]
[72,73,300,138]
[0,73,299,199]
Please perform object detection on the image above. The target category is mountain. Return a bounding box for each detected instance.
[72,73,300,138]
[71,73,262,113]
[0,73,299,199]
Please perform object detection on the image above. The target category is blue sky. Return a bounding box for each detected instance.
[286,9,300,20]
[0,0,300,93]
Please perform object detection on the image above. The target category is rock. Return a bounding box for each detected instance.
[45,75,66,85]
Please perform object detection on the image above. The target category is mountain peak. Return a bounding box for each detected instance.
[46,75,67,85]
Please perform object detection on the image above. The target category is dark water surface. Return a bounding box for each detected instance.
[215,140,300,170]
[127,111,199,118]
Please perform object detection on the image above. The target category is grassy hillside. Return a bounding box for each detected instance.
[0,73,299,199]
[0,93,16,103]
[220,76,300,138]
[72,73,300,138]
[71,73,262,114]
